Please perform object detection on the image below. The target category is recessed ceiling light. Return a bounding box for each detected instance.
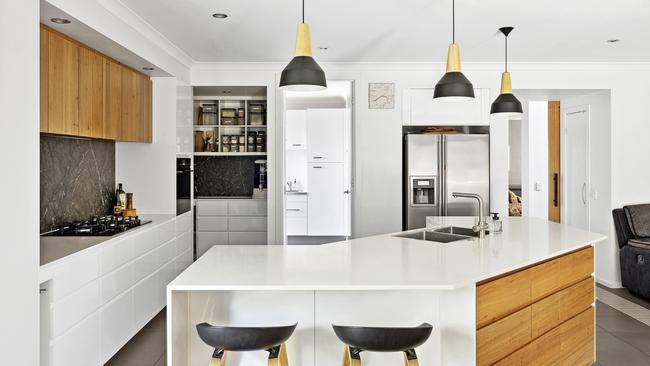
[212,13,228,19]
[50,18,71,24]
[142,67,155,71]
[606,39,621,43]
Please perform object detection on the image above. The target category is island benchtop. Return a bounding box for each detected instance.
[169,217,606,291]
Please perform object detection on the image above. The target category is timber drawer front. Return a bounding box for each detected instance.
[476,246,595,366]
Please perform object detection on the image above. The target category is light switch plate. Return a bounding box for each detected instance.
[534,182,543,191]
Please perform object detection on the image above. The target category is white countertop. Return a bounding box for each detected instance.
[40,214,176,268]
[169,217,606,291]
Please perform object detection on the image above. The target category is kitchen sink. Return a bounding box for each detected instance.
[434,226,479,237]
[395,230,470,243]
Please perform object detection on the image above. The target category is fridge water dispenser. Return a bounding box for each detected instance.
[410,176,437,206]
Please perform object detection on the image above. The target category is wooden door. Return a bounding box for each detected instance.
[40,26,49,133]
[120,67,139,141]
[103,58,122,140]
[548,101,561,222]
[142,75,152,143]
[47,30,79,135]
[78,48,104,138]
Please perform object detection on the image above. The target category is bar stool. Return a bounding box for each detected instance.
[196,322,297,366]
[332,323,433,366]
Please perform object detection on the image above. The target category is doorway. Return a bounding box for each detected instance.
[281,81,353,245]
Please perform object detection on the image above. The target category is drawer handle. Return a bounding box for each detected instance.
[313,166,323,169]
[286,208,301,211]
[313,156,323,159]
[292,144,303,147]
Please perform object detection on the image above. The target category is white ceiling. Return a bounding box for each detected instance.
[117,0,650,63]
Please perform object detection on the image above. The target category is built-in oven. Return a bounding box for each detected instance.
[176,157,192,216]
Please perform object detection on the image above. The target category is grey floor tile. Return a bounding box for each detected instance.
[597,312,650,354]
[597,328,650,366]
[153,352,167,366]
[105,310,167,366]
[597,283,650,311]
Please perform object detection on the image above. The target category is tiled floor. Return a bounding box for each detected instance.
[106,291,650,366]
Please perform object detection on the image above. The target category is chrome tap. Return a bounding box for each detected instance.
[451,192,489,239]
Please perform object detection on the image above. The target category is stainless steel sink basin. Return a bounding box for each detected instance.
[434,226,479,237]
[395,230,470,243]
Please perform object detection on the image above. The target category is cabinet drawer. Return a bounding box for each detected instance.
[51,279,100,339]
[229,232,267,245]
[196,216,228,231]
[531,247,594,300]
[228,200,267,216]
[531,277,594,338]
[52,251,99,301]
[99,289,134,364]
[229,216,267,232]
[493,326,561,366]
[174,230,193,257]
[559,307,595,366]
[477,269,531,329]
[197,232,228,257]
[286,194,307,203]
[286,202,308,217]
[50,311,100,366]
[477,306,532,366]
[196,200,228,216]
[175,211,193,235]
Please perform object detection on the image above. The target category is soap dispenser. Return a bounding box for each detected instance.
[490,212,503,233]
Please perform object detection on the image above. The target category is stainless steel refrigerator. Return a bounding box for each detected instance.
[403,126,490,230]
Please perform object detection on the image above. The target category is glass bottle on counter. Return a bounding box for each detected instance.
[116,183,126,210]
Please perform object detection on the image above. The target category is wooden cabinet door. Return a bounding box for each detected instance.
[103,58,122,140]
[40,26,49,133]
[78,48,104,138]
[47,30,79,135]
[142,75,152,143]
[120,67,139,142]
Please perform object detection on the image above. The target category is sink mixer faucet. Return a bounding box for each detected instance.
[451,192,489,239]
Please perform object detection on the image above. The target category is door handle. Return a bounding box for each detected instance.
[344,190,351,194]
[581,182,587,204]
[313,156,323,159]
[553,173,559,207]
[286,208,301,211]
[313,166,323,169]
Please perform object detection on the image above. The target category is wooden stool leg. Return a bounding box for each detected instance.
[209,349,227,366]
[345,346,361,366]
[403,349,419,366]
[279,343,289,366]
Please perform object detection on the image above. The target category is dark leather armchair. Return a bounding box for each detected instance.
[613,204,650,299]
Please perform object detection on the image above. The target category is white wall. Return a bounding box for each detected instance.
[0,0,40,363]
[522,101,549,219]
[116,77,178,215]
[561,91,614,286]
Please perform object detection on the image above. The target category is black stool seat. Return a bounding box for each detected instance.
[332,323,433,352]
[196,322,297,352]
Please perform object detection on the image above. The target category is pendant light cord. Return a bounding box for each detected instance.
[452,0,455,43]
[505,34,508,71]
[302,0,305,23]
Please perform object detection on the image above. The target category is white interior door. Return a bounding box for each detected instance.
[307,163,345,235]
[564,106,590,230]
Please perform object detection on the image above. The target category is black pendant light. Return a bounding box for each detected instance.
[434,0,474,101]
[279,0,327,91]
[490,27,523,115]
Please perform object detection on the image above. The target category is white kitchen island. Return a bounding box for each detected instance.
[167,217,606,366]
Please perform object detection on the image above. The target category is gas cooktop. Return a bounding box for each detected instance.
[41,215,152,237]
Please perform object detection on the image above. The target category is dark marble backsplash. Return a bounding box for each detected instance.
[194,156,257,197]
[40,135,115,233]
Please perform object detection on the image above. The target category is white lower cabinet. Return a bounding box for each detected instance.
[42,212,194,366]
[50,312,100,366]
[286,195,308,236]
[197,232,229,257]
[229,231,267,245]
[100,289,134,364]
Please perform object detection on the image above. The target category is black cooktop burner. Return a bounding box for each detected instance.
[41,215,152,237]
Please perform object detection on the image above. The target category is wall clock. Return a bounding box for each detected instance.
[368,82,395,109]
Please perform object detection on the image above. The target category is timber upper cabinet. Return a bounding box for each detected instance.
[40,25,152,143]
